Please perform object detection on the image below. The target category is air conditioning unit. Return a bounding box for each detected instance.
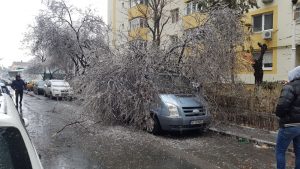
[262,0,273,3]
[262,30,272,39]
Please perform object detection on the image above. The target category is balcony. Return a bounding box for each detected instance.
[182,13,207,30]
[128,4,148,20]
[128,28,149,41]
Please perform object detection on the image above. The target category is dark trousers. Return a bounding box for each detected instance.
[276,126,300,169]
[15,90,23,106]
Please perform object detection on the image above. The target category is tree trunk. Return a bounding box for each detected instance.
[253,43,267,85]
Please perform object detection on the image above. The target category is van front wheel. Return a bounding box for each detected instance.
[149,115,162,135]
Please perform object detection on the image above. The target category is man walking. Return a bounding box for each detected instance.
[11,75,26,108]
[275,66,300,169]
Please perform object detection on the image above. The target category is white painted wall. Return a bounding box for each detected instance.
[115,0,130,46]
[159,0,185,47]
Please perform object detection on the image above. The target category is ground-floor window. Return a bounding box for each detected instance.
[129,39,147,50]
[263,51,273,70]
[252,50,273,70]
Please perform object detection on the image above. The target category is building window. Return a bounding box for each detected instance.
[130,39,147,50]
[129,17,147,30]
[185,1,205,15]
[171,8,179,23]
[253,51,273,70]
[184,27,205,40]
[170,35,179,43]
[295,5,300,23]
[184,28,193,37]
[263,51,273,70]
[253,13,273,32]
[130,0,148,8]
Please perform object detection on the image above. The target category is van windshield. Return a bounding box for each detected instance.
[0,127,32,169]
[154,74,193,94]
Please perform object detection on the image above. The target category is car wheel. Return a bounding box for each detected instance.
[148,115,162,135]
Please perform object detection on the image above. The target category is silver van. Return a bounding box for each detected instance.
[149,75,211,134]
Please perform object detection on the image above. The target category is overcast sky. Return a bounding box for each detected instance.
[0,0,107,68]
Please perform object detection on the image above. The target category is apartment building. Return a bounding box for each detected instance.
[108,0,300,84]
[238,0,300,83]
[108,0,185,47]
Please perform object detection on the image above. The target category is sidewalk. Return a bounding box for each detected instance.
[209,123,278,147]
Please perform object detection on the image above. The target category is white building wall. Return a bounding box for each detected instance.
[159,0,185,47]
[115,0,130,46]
[107,0,130,47]
[108,0,186,48]
[277,0,293,47]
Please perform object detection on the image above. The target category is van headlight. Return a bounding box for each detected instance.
[166,103,180,117]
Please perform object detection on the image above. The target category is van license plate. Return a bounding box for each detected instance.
[191,120,204,125]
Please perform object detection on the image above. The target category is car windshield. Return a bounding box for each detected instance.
[37,81,45,86]
[0,127,32,169]
[52,81,69,87]
[154,74,193,94]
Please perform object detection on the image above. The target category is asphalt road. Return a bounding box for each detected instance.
[19,92,296,169]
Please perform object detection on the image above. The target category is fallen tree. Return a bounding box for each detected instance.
[73,4,245,130]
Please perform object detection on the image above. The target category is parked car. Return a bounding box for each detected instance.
[0,93,43,169]
[148,74,211,134]
[0,79,8,86]
[44,80,73,99]
[0,82,11,96]
[26,81,35,91]
[33,81,46,95]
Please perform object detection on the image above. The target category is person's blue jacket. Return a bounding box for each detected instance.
[11,79,26,92]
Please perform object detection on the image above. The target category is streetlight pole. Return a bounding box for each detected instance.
[292,0,298,67]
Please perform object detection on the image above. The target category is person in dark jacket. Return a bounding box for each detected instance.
[11,75,26,107]
[275,66,300,169]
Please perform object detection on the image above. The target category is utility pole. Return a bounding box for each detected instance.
[292,0,298,67]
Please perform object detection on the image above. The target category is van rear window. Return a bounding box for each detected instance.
[0,127,32,169]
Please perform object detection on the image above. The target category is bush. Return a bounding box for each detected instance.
[204,83,282,130]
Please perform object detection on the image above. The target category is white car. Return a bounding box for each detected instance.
[0,93,43,169]
[44,80,73,99]
[0,82,11,96]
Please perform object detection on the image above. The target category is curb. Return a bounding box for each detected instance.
[209,127,276,147]
[209,126,294,152]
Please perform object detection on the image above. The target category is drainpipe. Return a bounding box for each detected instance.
[292,0,298,67]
